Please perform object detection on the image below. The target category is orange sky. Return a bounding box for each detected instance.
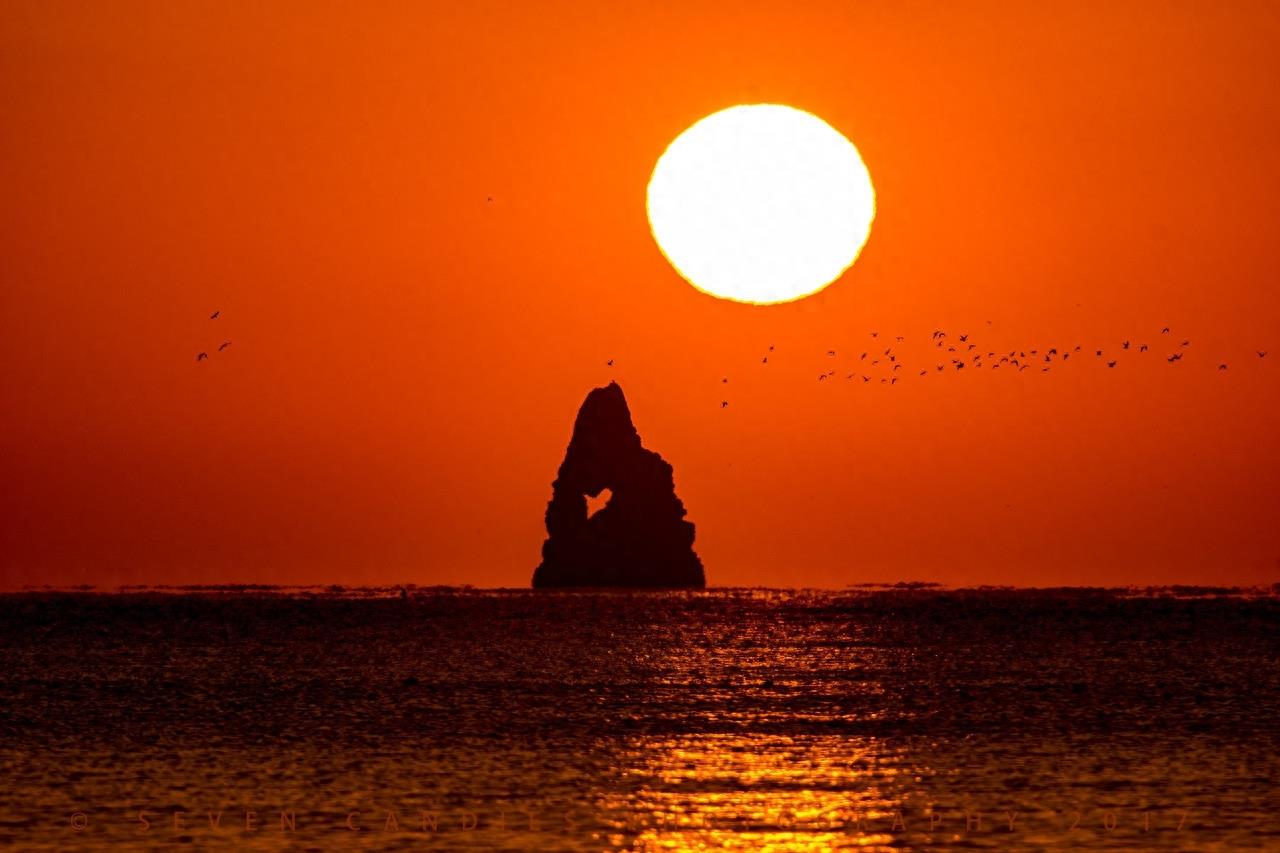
[3,1,1278,589]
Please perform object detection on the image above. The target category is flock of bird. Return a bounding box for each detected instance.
[194,310,231,362]
[615,324,1268,409]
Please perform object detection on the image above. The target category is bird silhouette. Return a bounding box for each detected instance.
[1107,361,1117,368]
[721,401,729,408]
[218,340,231,351]
[196,352,207,361]
[1162,327,1170,334]
[762,357,768,364]
[606,359,614,367]
[1218,364,1228,370]
[768,345,775,351]
[827,350,836,357]
[1181,340,1190,347]
[959,334,969,342]
[210,310,220,320]
[1140,344,1148,352]
[860,352,867,360]
[1122,341,1130,350]
[1259,351,1268,358]
[870,331,878,338]
[721,377,728,383]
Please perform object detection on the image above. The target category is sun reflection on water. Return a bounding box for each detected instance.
[599,734,924,850]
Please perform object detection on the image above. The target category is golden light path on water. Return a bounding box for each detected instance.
[601,735,910,850]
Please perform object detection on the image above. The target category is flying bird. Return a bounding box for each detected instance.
[1259,351,1268,358]
[959,334,968,342]
[721,401,729,408]
[1181,340,1190,347]
[607,359,614,367]
[1161,327,1170,334]
[721,377,728,383]
[196,352,207,361]
[1107,361,1117,368]
[1122,341,1130,350]
[762,357,768,364]
[1140,344,1148,352]
[1218,364,1228,370]
[209,310,220,320]
[827,350,836,357]
[218,340,231,351]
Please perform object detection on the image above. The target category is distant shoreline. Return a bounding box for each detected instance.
[2,583,1277,599]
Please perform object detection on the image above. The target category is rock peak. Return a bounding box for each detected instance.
[532,383,705,588]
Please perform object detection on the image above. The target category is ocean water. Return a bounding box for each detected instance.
[0,587,1277,851]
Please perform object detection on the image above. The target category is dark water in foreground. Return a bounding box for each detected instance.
[0,587,1277,851]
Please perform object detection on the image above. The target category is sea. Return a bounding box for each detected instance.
[1,586,1277,851]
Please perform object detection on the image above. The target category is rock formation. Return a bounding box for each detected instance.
[532,382,705,588]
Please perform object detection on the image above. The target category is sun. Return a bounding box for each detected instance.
[646,104,875,305]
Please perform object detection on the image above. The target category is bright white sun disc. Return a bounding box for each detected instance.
[647,104,875,305]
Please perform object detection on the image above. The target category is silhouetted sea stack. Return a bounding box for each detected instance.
[533,382,705,588]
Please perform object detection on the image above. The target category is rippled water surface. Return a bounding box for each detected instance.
[1,587,1277,850]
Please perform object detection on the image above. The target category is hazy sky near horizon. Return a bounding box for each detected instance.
[3,1,1279,589]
